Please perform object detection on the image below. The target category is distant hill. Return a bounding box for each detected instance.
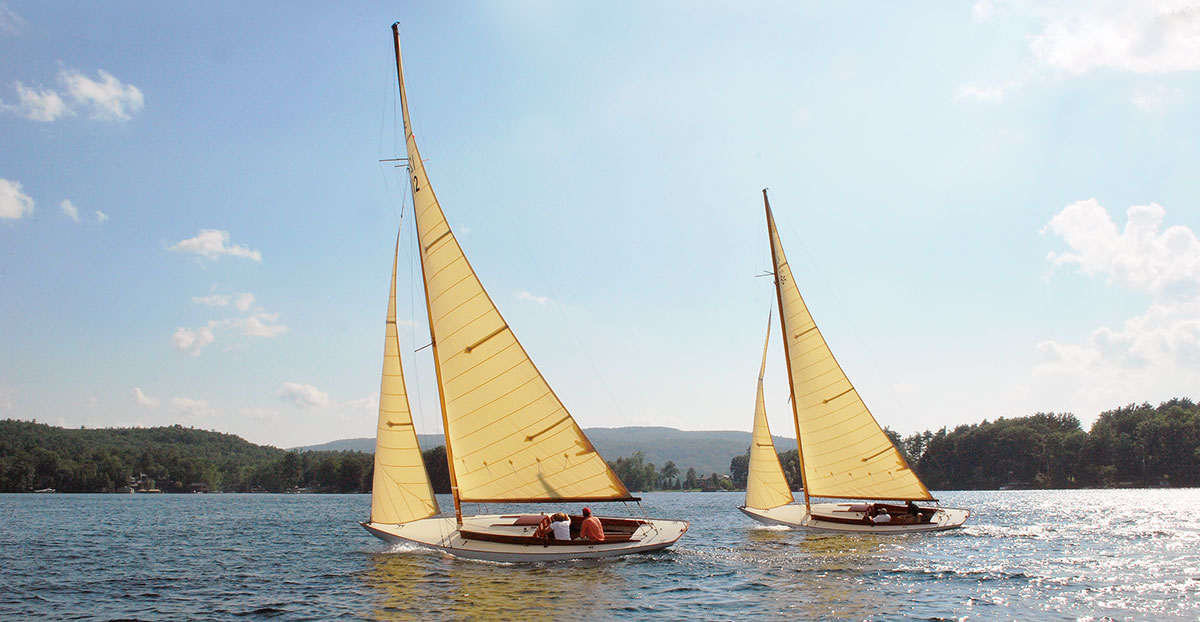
[293,427,793,477]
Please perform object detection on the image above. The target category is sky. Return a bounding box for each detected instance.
[2,1,1199,449]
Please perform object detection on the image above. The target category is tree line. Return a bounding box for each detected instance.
[2,398,1197,493]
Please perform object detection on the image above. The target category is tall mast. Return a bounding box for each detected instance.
[392,22,463,524]
[763,189,811,513]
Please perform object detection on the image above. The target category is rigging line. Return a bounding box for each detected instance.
[772,205,914,429]
[473,170,631,426]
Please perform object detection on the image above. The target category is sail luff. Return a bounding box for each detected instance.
[764,190,811,511]
[765,190,933,502]
[392,23,463,522]
[745,309,795,510]
[370,231,440,525]
[392,26,634,505]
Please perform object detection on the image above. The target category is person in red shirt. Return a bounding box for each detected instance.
[579,507,604,542]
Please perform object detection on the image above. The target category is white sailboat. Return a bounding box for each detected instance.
[359,23,689,562]
[738,190,969,533]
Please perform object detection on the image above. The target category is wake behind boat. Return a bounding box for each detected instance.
[738,190,969,534]
[360,23,688,562]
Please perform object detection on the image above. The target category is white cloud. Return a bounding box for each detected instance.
[60,199,79,222]
[59,68,144,121]
[172,396,216,418]
[0,177,34,219]
[1044,198,1200,300]
[234,312,288,338]
[95,210,108,223]
[170,229,262,262]
[191,294,232,308]
[4,81,70,121]
[516,290,550,306]
[234,292,255,311]
[0,387,13,411]
[0,4,27,35]
[132,387,160,408]
[277,382,329,409]
[1039,199,1200,411]
[172,321,216,356]
[1030,2,1200,76]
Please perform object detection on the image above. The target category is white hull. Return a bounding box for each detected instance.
[739,502,969,533]
[362,514,689,562]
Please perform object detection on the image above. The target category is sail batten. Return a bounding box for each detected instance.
[766,199,933,503]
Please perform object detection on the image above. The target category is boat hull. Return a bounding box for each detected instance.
[361,514,689,562]
[739,502,969,533]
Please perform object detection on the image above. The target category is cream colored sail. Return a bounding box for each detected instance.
[371,235,440,524]
[745,313,795,510]
[766,200,933,502]
[394,30,633,504]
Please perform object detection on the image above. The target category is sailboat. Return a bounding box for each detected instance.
[738,190,970,533]
[359,23,689,562]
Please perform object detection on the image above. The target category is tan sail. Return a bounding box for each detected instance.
[745,313,795,510]
[766,200,933,502]
[370,234,440,524]
[394,31,633,505]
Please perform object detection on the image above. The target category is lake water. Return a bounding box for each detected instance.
[1,489,1196,620]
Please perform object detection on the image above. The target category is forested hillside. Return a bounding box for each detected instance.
[3,398,1196,493]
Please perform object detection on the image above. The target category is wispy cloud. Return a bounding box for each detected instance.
[234,312,288,338]
[0,177,34,220]
[59,69,144,121]
[172,321,217,356]
[172,396,216,418]
[4,81,70,121]
[1030,3,1200,76]
[3,67,143,122]
[191,291,255,310]
[95,210,109,223]
[170,229,262,262]
[0,4,27,35]
[516,290,550,306]
[277,382,329,409]
[960,2,1200,107]
[60,199,79,222]
[132,387,160,408]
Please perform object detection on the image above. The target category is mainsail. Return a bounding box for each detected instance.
[393,25,633,506]
[370,234,440,524]
[744,312,795,511]
[765,195,933,502]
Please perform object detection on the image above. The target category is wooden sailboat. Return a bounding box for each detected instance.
[738,190,969,533]
[359,23,689,562]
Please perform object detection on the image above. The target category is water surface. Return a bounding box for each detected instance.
[1,489,1196,620]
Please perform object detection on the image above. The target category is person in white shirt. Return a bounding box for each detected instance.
[872,508,892,524]
[549,512,572,540]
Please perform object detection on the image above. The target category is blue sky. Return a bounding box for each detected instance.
[2,2,1199,449]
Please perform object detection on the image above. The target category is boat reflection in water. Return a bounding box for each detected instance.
[365,547,624,621]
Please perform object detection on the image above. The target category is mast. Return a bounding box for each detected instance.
[392,22,464,524]
[763,189,811,513]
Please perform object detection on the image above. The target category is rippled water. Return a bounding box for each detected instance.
[1,489,1196,620]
